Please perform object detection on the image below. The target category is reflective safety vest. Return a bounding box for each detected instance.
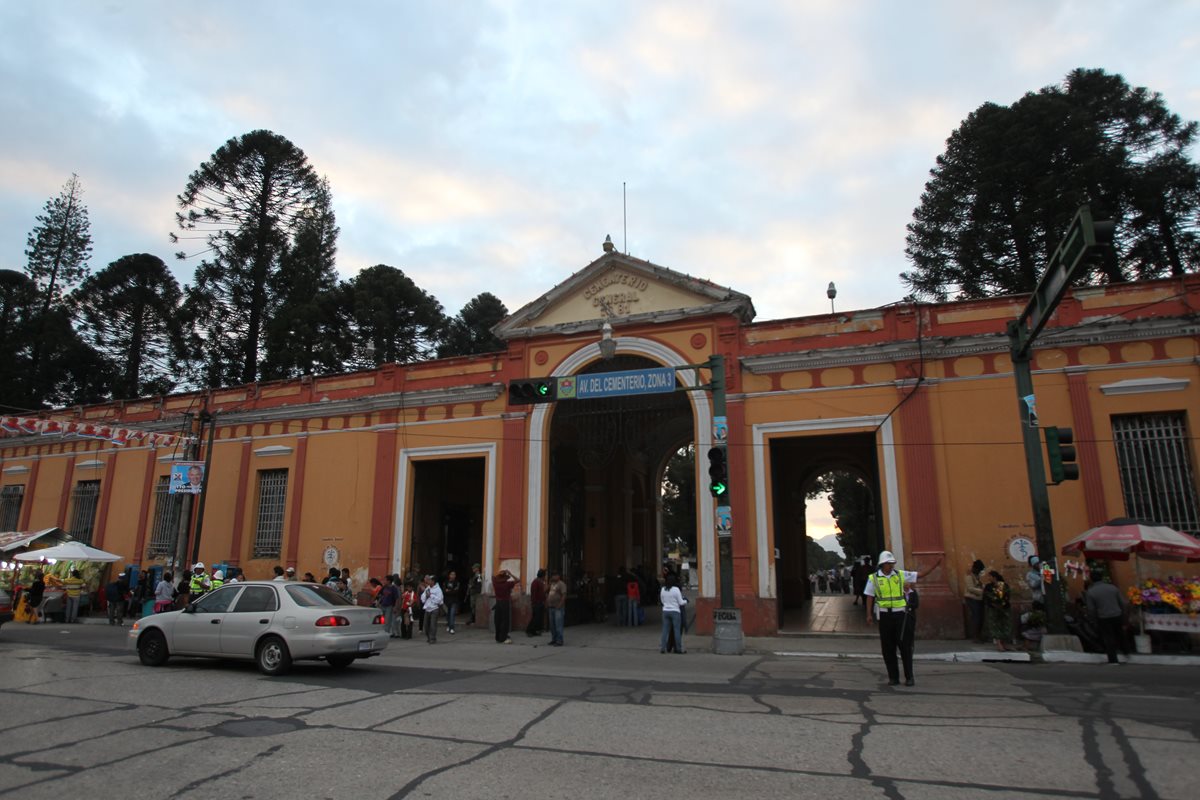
[871,571,907,609]
[189,573,209,595]
[210,577,224,591]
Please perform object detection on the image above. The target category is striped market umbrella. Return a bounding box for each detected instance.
[1061,518,1200,562]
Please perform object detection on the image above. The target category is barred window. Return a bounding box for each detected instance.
[1112,412,1200,534]
[1,484,24,530]
[68,480,102,544]
[253,469,289,558]
[147,475,183,557]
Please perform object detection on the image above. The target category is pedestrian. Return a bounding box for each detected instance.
[1085,571,1129,665]
[301,571,314,582]
[340,568,354,600]
[154,571,175,613]
[188,562,211,598]
[443,570,461,634]
[1024,556,1044,605]
[420,575,443,643]
[105,573,128,626]
[377,576,399,638]
[626,573,641,627]
[62,569,85,623]
[864,550,940,687]
[466,563,483,625]
[982,570,1014,651]
[26,570,46,624]
[546,570,567,646]
[963,559,985,642]
[399,581,417,639]
[492,568,518,643]
[271,565,286,581]
[660,574,688,653]
[526,568,546,636]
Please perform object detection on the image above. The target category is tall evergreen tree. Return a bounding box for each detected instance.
[0,269,38,410]
[22,174,94,403]
[261,179,348,379]
[904,69,1200,299]
[437,292,508,358]
[74,254,186,399]
[173,130,325,385]
[344,265,447,368]
[25,173,92,316]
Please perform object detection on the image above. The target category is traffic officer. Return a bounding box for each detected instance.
[865,550,941,687]
[210,570,225,591]
[189,562,212,598]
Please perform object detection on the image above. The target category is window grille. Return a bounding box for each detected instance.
[1112,412,1200,534]
[147,476,183,557]
[253,469,288,558]
[0,484,24,530]
[68,480,102,544]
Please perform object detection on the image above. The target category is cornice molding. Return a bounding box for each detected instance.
[741,315,1199,375]
[1100,377,1190,396]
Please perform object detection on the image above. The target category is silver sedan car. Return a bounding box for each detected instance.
[129,580,388,675]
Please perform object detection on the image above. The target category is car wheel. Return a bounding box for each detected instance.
[138,629,170,666]
[255,636,292,676]
[326,654,355,670]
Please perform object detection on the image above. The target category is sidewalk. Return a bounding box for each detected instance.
[73,611,1199,666]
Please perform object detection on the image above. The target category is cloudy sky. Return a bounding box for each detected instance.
[2,1,1197,323]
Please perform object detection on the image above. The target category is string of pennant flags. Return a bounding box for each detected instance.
[0,415,196,448]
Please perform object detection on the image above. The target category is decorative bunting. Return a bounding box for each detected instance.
[0,414,195,448]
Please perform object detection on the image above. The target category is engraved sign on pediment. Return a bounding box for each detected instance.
[583,271,649,317]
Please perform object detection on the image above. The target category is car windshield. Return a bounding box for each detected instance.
[285,583,353,608]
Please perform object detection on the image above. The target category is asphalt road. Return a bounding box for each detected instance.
[1,621,1197,800]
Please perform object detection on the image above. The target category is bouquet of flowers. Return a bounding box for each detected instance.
[1126,576,1200,615]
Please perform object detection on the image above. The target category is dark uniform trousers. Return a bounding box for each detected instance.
[878,609,915,682]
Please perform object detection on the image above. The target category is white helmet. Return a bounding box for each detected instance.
[877,550,897,565]
[213,570,225,580]
[193,561,205,570]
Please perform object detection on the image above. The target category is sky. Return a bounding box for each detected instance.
[2,2,1198,324]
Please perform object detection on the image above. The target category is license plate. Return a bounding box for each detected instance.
[358,640,372,653]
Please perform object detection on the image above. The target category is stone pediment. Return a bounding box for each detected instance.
[493,249,754,340]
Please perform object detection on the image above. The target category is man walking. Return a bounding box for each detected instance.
[1085,571,1128,664]
[105,573,128,626]
[466,563,483,626]
[546,570,567,646]
[379,575,400,638]
[526,568,547,637]
[420,575,444,643]
[865,550,940,687]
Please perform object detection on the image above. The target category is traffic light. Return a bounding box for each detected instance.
[1045,426,1079,483]
[508,379,557,406]
[707,446,729,499]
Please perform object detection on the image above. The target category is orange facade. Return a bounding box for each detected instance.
[3,252,1198,637]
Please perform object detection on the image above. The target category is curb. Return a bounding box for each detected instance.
[773,649,1033,663]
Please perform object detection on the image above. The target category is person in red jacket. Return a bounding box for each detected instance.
[399,581,417,640]
[526,569,547,637]
[492,569,518,643]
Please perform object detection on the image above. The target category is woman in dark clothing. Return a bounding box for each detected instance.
[982,570,1014,651]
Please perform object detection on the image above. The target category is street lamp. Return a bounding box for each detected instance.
[598,320,617,360]
[827,282,837,314]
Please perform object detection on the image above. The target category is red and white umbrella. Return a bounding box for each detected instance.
[1061,518,1200,562]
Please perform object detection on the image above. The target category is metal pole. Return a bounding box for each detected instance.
[707,354,744,654]
[189,410,218,565]
[709,354,735,609]
[171,413,197,574]
[1008,322,1066,635]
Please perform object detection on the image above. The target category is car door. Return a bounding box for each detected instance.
[220,585,280,657]
[171,586,242,655]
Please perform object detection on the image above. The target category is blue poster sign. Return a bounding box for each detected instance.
[564,367,676,400]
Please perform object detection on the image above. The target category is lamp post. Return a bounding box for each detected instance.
[827,282,837,314]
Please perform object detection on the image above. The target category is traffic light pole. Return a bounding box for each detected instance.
[1005,205,1112,638]
[706,353,744,654]
[1007,323,1066,635]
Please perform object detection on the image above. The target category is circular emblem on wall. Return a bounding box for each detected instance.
[534,350,549,365]
[323,545,339,567]
[1006,536,1036,563]
[690,333,707,350]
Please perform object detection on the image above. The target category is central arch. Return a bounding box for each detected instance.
[527,335,716,596]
